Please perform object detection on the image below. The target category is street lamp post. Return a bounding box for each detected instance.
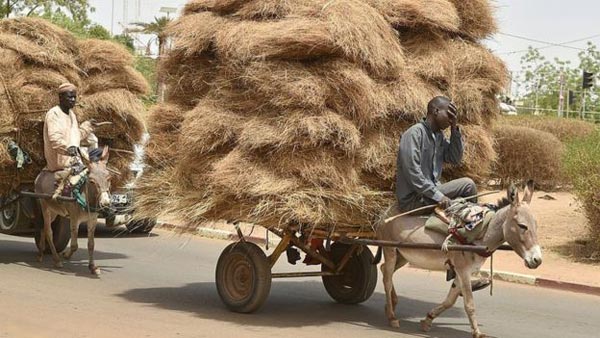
[159,6,177,19]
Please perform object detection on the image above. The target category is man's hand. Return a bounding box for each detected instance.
[67,146,78,157]
[438,196,452,209]
[80,120,95,132]
[448,102,458,128]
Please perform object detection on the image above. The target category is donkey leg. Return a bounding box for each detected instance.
[455,266,485,338]
[37,221,46,263]
[87,217,100,275]
[43,210,62,268]
[391,253,408,311]
[381,247,400,328]
[420,282,461,332]
[63,215,79,260]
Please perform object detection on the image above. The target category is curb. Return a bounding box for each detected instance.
[158,222,279,247]
[158,222,600,297]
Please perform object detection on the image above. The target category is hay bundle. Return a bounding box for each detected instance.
[0,18,148,194]
[135,0,506,231]
[499,115,596,142]
[492,125,565,188]
[448,0,498,40]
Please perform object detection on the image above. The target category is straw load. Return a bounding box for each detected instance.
[0,18,149,194]
[492,125,565,189]
[135,0,507,231]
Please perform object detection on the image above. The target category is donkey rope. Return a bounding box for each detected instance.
[35,146,111,275]
[376,182,542,338]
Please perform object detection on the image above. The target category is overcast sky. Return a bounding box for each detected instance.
[88,0,600,73]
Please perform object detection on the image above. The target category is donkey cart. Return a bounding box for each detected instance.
[215,220,503,314]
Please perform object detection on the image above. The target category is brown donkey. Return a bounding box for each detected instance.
[376,182,542,338]
[35,146,111,275]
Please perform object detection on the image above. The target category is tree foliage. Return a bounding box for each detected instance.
[1,0,92,21]
[517,42,600,118]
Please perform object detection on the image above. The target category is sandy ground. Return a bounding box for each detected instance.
[479,189,592,258]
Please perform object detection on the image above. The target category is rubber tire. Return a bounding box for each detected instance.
[322,243,378,304]
[216,242,272,313]
[104,215,116,228]
[0,194,20,233]
[34,216,71,254]
[126,218,156,234]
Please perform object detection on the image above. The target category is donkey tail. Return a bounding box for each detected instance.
[372,246,383,265]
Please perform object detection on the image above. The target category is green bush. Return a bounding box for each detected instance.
[563,131,600,254]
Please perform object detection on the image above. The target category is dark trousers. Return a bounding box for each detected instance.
[398,178,477,213]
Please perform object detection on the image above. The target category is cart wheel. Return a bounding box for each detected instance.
[126,218,156,234]
[322,242,377,304]
[216,242,272,313]
[35,216,71,254]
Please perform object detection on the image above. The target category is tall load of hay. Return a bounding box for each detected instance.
[135,0,507,231]
[0,18,149,194]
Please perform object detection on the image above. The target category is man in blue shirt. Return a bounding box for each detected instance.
[396,96,476,212]
[395,96,489,291]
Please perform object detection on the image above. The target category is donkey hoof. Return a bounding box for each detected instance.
[62,253,71,260]
[89,265,101,275]
[389,319,400,328]
[36,254,43,263]
[420,319,432,332]
[54,261,64,268]
[473,332,487,338]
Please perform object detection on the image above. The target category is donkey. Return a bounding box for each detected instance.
[35,146,111,275]
[376,182,542,338]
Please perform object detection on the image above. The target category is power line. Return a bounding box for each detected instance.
[500,33,600,55]
[498,32,587,51]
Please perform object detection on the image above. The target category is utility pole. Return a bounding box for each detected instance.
[558,72,565,117]
[123,0,129,32]
[5,0,10,18]
[111,0,115,35]
[534,79,540,115]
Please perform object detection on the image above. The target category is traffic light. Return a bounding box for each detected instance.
[568,90,575,105]
[582,71,595,89]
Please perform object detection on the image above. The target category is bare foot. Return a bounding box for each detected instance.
[420,319,432,332]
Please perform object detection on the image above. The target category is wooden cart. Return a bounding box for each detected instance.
[215,221,506,313]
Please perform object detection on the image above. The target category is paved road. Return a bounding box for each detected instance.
[0,227,598,338]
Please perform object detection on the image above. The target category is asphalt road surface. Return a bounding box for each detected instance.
[0,227,598,338]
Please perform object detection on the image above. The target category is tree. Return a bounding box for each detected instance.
[1,0,92,22]
[517,42,600,120]
[127,16,171,102]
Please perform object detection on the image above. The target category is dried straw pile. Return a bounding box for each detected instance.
[492,125,565,189]
[498,115,596,142]
[0,18,149,193]
[135,0,507,231]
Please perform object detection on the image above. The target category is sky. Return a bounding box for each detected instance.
[88,0,600,74]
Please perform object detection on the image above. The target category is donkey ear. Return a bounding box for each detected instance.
[507,183,519,207]
[522,179,535,204]
[101,146,110,162]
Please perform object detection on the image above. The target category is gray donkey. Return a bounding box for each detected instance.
[376,182,542,338]
[35,146,111,275]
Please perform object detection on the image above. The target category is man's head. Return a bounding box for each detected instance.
[58,83,77,111]
[426,96,457,131]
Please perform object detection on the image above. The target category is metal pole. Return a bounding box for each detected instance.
[581,88,587,120]
[111,0,115,35]
[534,79,540,115]
[566,88,570,118]
[558,72,565,117]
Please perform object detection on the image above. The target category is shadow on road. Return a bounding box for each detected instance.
[0,238,128,278]
[119,281,473,338]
